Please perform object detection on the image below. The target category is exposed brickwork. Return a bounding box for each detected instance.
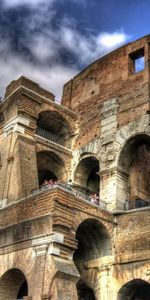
[0,35,150,299]
[5,76,55,100]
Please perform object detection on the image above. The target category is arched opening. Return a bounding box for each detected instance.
[74,219,111,300]
[117,279,150,300]
[74,218,111,264]
[37,151,67,186]
[36,110,72,148]
[0,268,28,299]
[77,280,96,300]
[74,156,100,195]
[17,280,28,299]
[118,134,150,209]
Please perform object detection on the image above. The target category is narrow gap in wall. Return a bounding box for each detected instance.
[129,48,145,75]
[135,56,145,72]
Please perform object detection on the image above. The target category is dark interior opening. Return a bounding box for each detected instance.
[118,279,150,300]
[87,165,99,193]
[38,169,57,186]
[17,280,28,299]
[37,151,67,186]
[74,218,111,263]
[74,156,100,194]
[0,268,28,300]
[36,110,72,147]
[119,134,150,204]
[77,280,96,300]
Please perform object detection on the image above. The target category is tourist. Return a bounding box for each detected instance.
[41,179,49,190]
[67,179,73,190]
[48,179,54,187]
[90,193,99,205]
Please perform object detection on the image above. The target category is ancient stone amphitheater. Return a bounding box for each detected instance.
[0,35,150,299]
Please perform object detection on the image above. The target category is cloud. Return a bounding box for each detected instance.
[0,29,130,100]
[0,42,78,100]
[96,32,130,49]
[0,1,130,101]
[28,34,57,62]
[61,27,130,64]
[2,0,52,8]
[2,0,84,8]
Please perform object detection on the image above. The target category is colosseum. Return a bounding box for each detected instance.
[0,34,150,300]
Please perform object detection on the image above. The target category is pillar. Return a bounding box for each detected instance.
[41,295,51,300]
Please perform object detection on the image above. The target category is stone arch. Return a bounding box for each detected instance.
[0,268,28,299]
[73,211,114,241]
[117,278,150,300]
[37,102,77,133]
[117,133,150,208]
[77,279,96,300]
[36,150,68,185]
[35,110,74,148]
[74,218,112,300]
[118,133,150,173]
[79,152,99,160]
[74,153,100,195]
[115,114,150,159]
[74,218,112,264]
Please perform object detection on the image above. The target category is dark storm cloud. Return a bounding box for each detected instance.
[0,0,130,100]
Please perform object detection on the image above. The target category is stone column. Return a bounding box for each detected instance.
[41,295,51,300]
[32,243,49,300]
[50,257,80,300]
[144,42,150,127]
[98,266,113,300]
[23,297,32,300]
[51,274,79,300]
[115,168,129,210]
[144,43,150,82]
[100,169,117,211]
[99,96,121,211]
[100,167,129,211]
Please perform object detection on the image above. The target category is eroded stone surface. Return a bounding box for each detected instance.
[0,36,150,299]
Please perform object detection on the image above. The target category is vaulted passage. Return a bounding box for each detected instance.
[117,279,150,300]
[77,280,96,300]
[74,156,100,194]
[0,268,28,300]
[74,218,111,300]
[37,150,67,186]
[36,110,72,148]
[118,134,150,209]
[74,218,111,263]
[129,143,150,203]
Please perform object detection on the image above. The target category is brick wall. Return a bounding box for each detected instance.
[62,36,150,149]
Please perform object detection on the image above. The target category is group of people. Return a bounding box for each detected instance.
[128,195,149,209]
[41,178,60,190]
[40,178,100,205]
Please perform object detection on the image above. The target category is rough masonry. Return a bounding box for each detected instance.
[0,35,150,299]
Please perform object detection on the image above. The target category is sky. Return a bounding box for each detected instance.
[0,0,150,101]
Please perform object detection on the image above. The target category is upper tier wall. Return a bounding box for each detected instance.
[61,35,150,111]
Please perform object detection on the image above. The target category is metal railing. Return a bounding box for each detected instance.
[36,127,63,144]
[35,127,71,148]
[32,182,107,210]
[124,197,150,210]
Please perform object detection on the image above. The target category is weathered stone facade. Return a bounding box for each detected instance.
[0,35,150,299]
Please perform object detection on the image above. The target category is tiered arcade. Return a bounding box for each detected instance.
[0,35,150,299]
